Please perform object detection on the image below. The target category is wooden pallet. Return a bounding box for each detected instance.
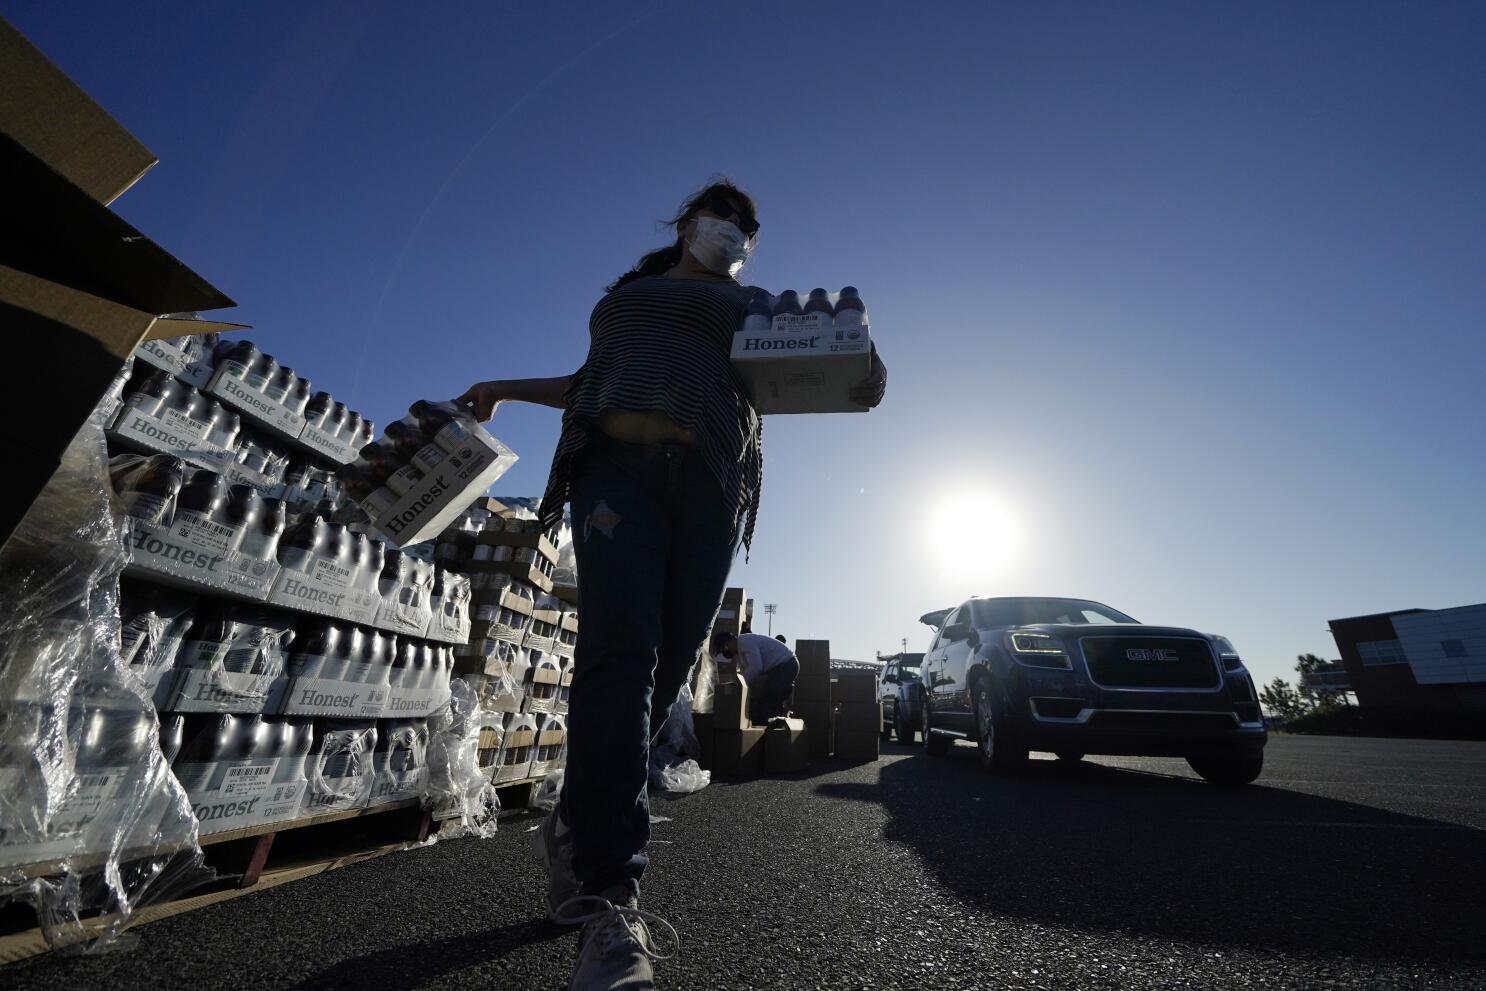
[0,775,558,965]
[0,798,430,965]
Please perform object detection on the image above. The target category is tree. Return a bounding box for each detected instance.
[1294,652,1352,710]
[1259,677,1306,721]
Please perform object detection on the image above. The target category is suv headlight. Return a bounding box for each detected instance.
[1212,636,1244,671]
[1009,632,1071,670]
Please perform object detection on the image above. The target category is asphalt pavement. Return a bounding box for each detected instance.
[9,735,1486,990]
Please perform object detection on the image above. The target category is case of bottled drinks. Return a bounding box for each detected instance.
[730,285,875,414]
[339,400,518,548]
[0,418,211,925]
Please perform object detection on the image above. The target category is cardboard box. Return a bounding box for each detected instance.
[469,586,535,644]
[0,39,242,553]
[122,517,278,600]
[835,671,880,704]
[523,657,562,715]
[167,667,284,714]
[367,428,518,548]
[296,419,361,465]
[107,398,236,466]
[834,728,881,763]
[731,310,872,414]
[793,674,832,703]
[714,662,751,730]
[475,527,559,567]
[0,20,155,205]
[524,606,560,655]
[495,713,538,783]
[275,673,390,720]
[711,727,765,777]
[795,640,832,681]
[528,714,567,778]
[366,721,430,808]
[836,701,883,734]
[301,723,379,814]
[381,682,451,719]
[179,760,307,837]
[205,367,305,444]
[764,717,809,773]
[796,698,834,758]
[269,555,382,627]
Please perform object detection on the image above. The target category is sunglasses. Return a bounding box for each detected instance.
[704,194,759,237]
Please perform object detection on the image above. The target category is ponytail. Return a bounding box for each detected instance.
[608,240,685,292]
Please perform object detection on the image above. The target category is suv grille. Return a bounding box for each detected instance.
[1086,711,1238,733]
[1081,637,1219,690]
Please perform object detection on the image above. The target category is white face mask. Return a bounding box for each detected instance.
[686,216,752,276]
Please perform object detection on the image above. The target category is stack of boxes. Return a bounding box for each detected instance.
[832,670,882,762]
[793,640,834,759]
[448,499,570,789]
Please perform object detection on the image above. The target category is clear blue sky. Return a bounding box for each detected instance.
[15,1,1485,687]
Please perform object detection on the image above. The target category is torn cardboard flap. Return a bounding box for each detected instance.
[0,18,156,206]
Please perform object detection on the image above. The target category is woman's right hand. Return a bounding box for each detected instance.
[454,380,505,421]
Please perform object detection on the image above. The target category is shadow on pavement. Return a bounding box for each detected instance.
[280,916,566,990]
[817,743,1486,962]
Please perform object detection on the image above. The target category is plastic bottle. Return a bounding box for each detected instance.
[206,401,240,450]
[743,294,772,333]
[278,514,326,573]
[241,496,286,561]
[175,469,228,534]
[390,636,416,689]
[118,455,187,524]
[173,715,234,794]
[220,484,263,553]
[324,401,349,439]
[159,713,185,766]
[771,289,803,323]
[217,342,260,382]
[304,392,333,430]
[833,286,868,341]
[322,625,361,682]
[264,365,294,403]
[361,630,391,685]
[272,719,314,786]
[122,369,178,419]
[382,420,428,461]
[291,620,341,679]
[246,351,278,392]
[409,401,478,454]
[341,410,363,444]
[285,376,312,417]
[804,287,834,328]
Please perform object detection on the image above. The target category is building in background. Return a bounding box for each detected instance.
[1328,602,1486,715]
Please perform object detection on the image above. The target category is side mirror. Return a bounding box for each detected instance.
[942,621,971,642]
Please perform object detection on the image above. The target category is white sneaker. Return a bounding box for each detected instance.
[555,895,678,991]
[535,808,582,922]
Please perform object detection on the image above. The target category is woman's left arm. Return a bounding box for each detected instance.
[848,344,887,408]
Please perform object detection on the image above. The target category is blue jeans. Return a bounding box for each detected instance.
[559,430,740,899]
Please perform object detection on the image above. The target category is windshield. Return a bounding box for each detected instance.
[899,664,920,679]
[971,598,1137,628]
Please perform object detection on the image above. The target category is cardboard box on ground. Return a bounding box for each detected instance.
[0,19,244,554]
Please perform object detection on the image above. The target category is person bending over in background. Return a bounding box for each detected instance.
[458,178,887,991]
[712,630,801,723]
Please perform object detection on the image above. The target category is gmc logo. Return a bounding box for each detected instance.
[1126,648,1179,662]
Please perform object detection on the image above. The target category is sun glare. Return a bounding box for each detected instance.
[925,489,1023,580]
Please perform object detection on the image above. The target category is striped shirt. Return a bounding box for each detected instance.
[538,276,764,553]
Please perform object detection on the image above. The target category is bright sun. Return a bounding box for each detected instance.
[925,489,1023,580]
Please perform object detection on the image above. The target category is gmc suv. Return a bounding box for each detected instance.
[918,596,1266,784]
[878,653,924,742]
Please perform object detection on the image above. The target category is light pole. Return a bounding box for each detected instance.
[764,603,777,636]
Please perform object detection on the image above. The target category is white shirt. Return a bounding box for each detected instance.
[733,633,795,684]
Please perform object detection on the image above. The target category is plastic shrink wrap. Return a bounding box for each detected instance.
[0,421,210,951]
[424,678,501,838]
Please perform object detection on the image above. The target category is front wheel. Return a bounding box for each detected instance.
[922,703,949,756]
[895,709,917,744]
[974,681,1027,774]
[1187,751,1264,785]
